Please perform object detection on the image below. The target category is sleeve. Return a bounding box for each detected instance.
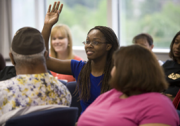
[71,60,85,81]
[162,60,171,68]
[139,100,179,126]
[0,83,8,116]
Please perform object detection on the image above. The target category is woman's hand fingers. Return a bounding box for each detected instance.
[48,1,62,14]
[52,2,57,12]
[48,4,51,13]
[58,4,63,14]
[55,1,60,12]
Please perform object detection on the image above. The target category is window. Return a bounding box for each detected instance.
[46,0,107,48]
[12,0,45,37]
[12,0,178,52]
[117,0,180,51]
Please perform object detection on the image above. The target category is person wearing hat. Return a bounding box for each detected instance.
[0,27,71,124]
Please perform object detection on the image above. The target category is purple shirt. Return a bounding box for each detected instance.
[78,89,179,126]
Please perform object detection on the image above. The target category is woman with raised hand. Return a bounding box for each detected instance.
[42,1,119,113]
[77,45,179,126]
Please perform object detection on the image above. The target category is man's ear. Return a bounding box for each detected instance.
[44,50,49,59]
[106,44,112,51]
[9,52,15,65]
[150,44,154,50]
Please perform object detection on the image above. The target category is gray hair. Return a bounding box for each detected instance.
[10,48,46,68]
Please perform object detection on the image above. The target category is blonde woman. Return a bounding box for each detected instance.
[50,24,83,82]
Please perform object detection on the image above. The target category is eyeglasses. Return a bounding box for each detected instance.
[82,40,108,46]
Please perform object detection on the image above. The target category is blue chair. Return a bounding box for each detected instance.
[59,80,67,85]
[47,70,67,85]
[5,107,78,126]
[66,81,82,121]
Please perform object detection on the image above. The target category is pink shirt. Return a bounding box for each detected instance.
[78,89,179,126]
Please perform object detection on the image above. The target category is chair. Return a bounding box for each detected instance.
[173,89,180,109]
[5,107,78,126]
[0,53,6,71]
[66,81,82,121]
[47,70,67,85]
[0,66,16,81]
[59,80,67,85]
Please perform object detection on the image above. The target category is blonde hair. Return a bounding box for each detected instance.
[50,24,73,59]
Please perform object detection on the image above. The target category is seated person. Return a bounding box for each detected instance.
[163,31,180,102]
[133,33,163,65]
[0,66,16,81]
[0,54,15,82]
[42,1,119,114]
[77,45,179,126]
[0,27,71,123]
[50,24,83,82]
[0,53,6,71]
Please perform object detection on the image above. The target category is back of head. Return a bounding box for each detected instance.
[50,24,73,59]
[110,45,168,96]
[11,27,46,69]
[133,33,153,46]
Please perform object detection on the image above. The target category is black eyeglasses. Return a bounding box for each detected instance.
[82,40,108,46]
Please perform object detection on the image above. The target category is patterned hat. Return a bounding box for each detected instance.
[11,27,45,55]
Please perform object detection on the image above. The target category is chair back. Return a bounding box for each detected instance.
[47,70,67,85]
[66,81,82,120]
[5,107,78,126]
[0,53,6,71]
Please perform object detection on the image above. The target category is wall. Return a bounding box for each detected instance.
[73,49,171,63]
[73,49,87,61]
[155,52,171,62]
[5,0,171,65]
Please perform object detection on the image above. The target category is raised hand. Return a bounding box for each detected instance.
[44,1,63,26]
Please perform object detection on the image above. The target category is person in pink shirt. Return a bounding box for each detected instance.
[50,24,83,82]
[77,45,179,126]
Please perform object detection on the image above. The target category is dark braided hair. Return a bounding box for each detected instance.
[75,26,119,101]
